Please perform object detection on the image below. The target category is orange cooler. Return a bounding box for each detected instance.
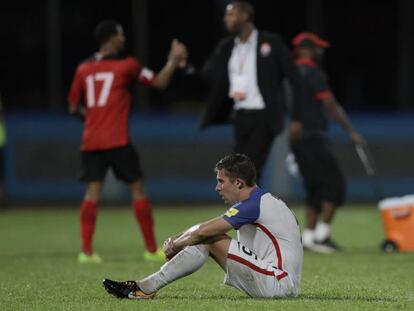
[378,196,414,252]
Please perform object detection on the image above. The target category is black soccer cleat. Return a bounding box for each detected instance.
[103,278,138,298]
[103,278,156,299]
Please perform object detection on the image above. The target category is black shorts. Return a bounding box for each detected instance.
[290,131,345,210]
[80,144,143,183]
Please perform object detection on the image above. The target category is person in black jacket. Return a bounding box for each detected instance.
[200,0,304,180]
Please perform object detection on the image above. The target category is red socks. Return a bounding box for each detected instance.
[80,199,98,255]
[133,198,157,252]
[80,198,157,254]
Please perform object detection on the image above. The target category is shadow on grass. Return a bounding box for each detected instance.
[300,294,399,303]
[155,293,400,303]
[155,295,250,301]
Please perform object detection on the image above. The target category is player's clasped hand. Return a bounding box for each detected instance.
[163,237,179,261]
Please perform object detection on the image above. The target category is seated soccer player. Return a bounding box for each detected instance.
[103,154,303,299]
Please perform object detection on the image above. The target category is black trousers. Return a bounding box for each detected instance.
[233,110,276,180]
[290,131,345,210]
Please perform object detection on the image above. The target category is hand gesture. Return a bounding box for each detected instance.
[168,39,188,67]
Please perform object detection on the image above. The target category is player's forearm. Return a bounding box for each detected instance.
[163,225,209,260]
[152,60,179,90]
[172,224,205,250]
[324,99,354,133]
[325,98,364,144]
[172,217,232,250]
[333,107,355,133]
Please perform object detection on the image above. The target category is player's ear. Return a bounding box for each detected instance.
[236,178,244,189]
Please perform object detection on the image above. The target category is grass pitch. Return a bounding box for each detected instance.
[1,204,413,310]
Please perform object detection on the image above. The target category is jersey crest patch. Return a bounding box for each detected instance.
[225,207,239,217]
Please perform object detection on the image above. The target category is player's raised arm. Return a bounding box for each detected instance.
[151,39,188,90]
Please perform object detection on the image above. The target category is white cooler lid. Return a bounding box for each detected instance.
[378,197,403,210]
[402,194,414,204]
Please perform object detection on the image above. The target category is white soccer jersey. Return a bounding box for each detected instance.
[223,187,303,296]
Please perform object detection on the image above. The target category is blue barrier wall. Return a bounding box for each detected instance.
[4,113,414,203]
[4,113,233,203]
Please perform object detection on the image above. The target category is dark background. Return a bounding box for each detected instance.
[0,0,413,114]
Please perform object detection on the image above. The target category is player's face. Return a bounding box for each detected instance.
[215,169,241,205]
[223,4,247,34]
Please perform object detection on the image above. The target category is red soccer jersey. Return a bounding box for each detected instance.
[68,54,156,151]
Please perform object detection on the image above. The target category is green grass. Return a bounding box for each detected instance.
[1,204,413,310]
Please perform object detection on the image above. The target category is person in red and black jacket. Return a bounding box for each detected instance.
[289,32,364,253]
[68,20,187,263]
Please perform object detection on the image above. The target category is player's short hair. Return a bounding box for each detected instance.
[231,1,255,22]
[94,20,122,46]
[215,153,256,186]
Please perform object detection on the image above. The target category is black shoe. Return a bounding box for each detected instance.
[103,278,156,299]
[103,279,138,298]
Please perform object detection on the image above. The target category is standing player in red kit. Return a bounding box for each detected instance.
[68,20,187,263]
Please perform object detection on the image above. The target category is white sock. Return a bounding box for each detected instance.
[138,244,209,294]
[302,229,315,247]
[315,222,331,242]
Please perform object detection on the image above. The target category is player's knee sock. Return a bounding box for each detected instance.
[133,198,157,252]
[138,245,209,293]
[315,222,331,242]
[80,199,98,255]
